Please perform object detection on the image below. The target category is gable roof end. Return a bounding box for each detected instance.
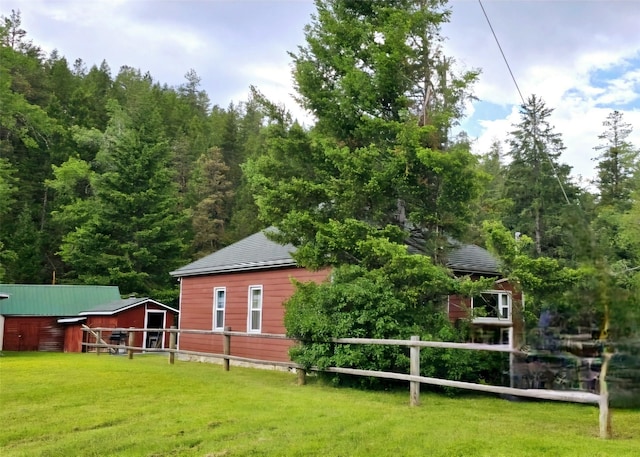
[79,297,178,316]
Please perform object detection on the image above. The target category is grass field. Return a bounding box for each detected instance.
[1,352,638,456]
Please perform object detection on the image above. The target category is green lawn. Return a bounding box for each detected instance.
[1,352,638,456]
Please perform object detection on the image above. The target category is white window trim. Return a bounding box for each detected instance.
[472,290,512,325]
[213,287,226,330]
[176,278,183,351]
[247,285,263,333]
[143,308,167,350]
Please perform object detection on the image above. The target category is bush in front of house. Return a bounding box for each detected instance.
[284,236,502,389]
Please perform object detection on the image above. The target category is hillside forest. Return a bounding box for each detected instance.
[1,0,639,342]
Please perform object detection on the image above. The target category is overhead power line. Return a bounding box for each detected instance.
[477,0,525,105]
[477,0,571,205]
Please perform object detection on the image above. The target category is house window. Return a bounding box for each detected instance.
[248,285,262,333]
[472,291,511,321]
[213,287,226,330]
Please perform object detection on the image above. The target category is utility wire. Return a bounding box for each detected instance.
[477,0,571,205]
[477,0,525,105]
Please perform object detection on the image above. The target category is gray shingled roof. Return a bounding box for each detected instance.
[171,230,501,278]
[170,230,296,277]
[79,297,178,315]
[445,243,500,275]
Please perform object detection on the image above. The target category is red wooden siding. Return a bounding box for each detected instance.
[178,266,521,363]
[63,324,84,352]
[178,267,329,362]
[2,316,64,351]
[448,295,471,321]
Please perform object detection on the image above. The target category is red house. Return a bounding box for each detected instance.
[170,230,522,365]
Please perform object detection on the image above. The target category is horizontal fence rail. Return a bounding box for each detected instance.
[82,326,612,438]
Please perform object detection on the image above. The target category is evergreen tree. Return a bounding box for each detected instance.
[169,71,213,200]
[503,95,582,258]
[0,10,60,283]
[249,0,482,262]
[226,96,268,242]
[246,0,487,384]
[468,139,512,245]
[189,147,234,256]
[0,158,18,279]
[57,97,187,299]
[593,110,638,209]
[178,68,210,116]
[68,61,113,132]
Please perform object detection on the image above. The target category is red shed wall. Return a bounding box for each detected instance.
[84,304,178,350]
[63,324,84,352]
[2,316,64,351]
[84,316,119,351]
[179,267,329,362]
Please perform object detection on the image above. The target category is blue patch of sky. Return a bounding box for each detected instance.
[590,53,640,109]
[601,98,640,111]
[589,53,639,86]
[560,53,640,110]
[458,101,513,137]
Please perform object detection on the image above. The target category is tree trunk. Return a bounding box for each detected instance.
[534,206,542,255]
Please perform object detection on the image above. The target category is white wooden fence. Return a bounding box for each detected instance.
[83,326,612,439]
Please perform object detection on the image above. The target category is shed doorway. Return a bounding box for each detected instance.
[144,310,166,350]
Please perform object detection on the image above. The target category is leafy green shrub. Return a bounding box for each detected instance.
[285,237,504,388]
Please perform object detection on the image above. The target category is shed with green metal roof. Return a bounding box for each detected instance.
[0,284,121,351]
[0,285,178,352]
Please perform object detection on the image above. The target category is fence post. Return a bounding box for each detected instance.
[599,352,613,439]
[297,367,307,386]
[410,335,420,406]
[127,327,135,360]
[223,326,231,371]
[168,325,176,365]
[96,330,102,356]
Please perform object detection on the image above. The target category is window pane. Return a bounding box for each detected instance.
[500,294,510,318]
[473,292,511,319]
[216,310,224,327]
[477,293,498,318]
[251,310,260,330]
[251,289,261,309]
[248,287,262,332]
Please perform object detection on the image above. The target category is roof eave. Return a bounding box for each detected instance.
[450,267,501,276]
[57,316,87,323]
[170,259,297,278]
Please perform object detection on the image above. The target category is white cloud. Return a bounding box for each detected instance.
[12,0,215,85]
[232,61,313,125]
[593,69,640,106]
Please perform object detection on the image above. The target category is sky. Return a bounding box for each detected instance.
[5,0,640,184]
